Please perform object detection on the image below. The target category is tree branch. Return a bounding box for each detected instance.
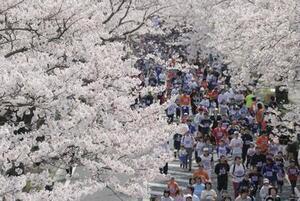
[103,0,127,24]
[48,15,81,42]
[42,1,64,21]
[108,0,133,34]
[247,0,255,4]
[4,46,28,58]
[46,64,69,74]
[109,0,114,12]
[0,0,26,15]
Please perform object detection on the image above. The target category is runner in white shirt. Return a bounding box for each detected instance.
[181,133,195,171]
[182,133,194,149]
[200,148,213,178]
[195,138,205,163]
[229,132,243,158]
[166,102,178,123]
[171,87,179,96]
[234,91,245,103]
[217,92,226,105]
[230,156,246,198]
[199,98,210,108]
[194,111,204,127]
[268,139,279,156]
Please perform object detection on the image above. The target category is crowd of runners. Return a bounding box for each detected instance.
[148,55,300,201]
[129,31,299,201]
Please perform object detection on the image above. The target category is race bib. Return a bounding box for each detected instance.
[277,173,284,180]
[266,171,273,177]
[257,161,262,167]
[235,170,244,177]
[220,168,226,175]
[251,176,258,182]
[203,160,210,168]
[290,169,297,175]
[169,187,176,194]
[220,149,227,155]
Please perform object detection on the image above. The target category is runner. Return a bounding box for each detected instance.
[214,155,230,193]
[230,156,246,198]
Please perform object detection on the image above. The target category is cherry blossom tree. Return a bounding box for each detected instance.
[0,0,175,200]
[207,0,300,88]
[164,0,300,88]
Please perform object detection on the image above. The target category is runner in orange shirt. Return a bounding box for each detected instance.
[180,93,191,106]
[256,133,269,154]
[193,163,209,183]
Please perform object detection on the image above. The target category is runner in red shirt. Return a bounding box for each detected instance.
[167,177,180,197]
[208,87,219,101]
[212,122,228,145]
[256,133,269,154]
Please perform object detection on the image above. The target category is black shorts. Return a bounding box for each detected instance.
[174,141,181,150]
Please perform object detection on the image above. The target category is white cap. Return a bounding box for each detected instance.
[185,194,193,198]
[203,147,209,151]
